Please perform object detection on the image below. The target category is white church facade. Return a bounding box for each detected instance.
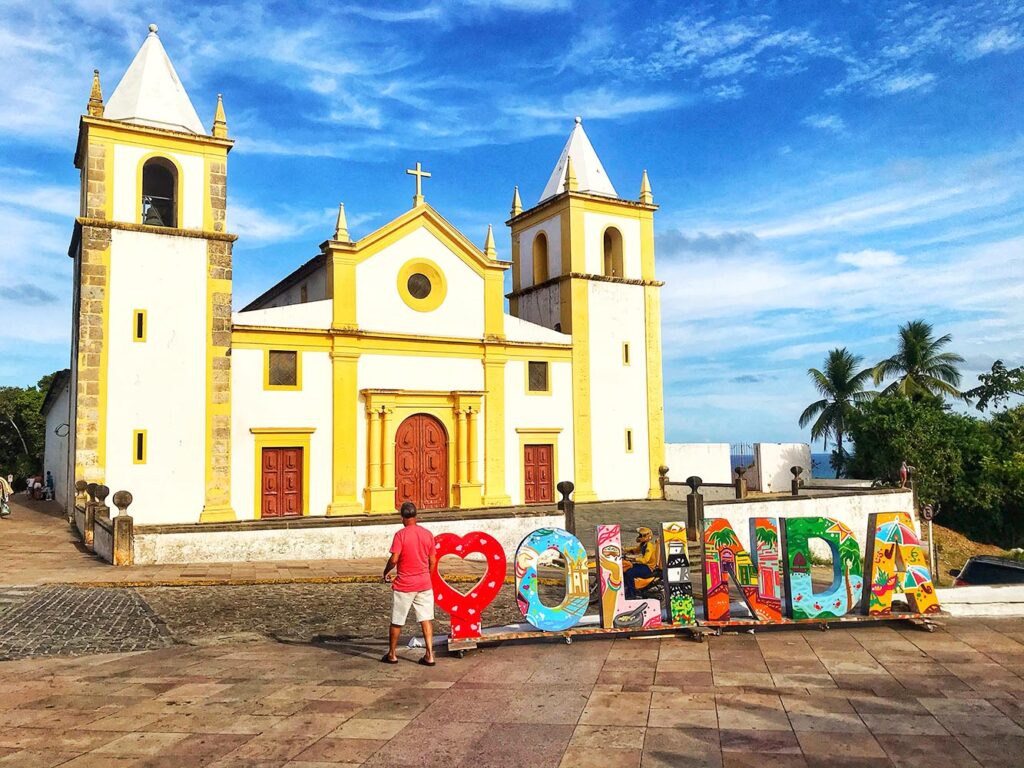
[60,26,666,531]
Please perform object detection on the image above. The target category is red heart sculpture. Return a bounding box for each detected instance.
[430,531,506,640]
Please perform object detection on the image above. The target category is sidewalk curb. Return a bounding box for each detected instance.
[57,575,553,589]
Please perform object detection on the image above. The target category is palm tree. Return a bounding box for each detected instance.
[873,320,964,399]
[799,348,876,476]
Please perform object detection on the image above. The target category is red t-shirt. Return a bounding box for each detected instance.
[390,524,435,593]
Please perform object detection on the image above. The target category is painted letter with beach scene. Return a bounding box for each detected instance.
[863,512,940,615]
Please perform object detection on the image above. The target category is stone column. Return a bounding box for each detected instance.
[367,406,382,490]
[456,409,468,487]
[381,407,396,492]
[467,408,479,485]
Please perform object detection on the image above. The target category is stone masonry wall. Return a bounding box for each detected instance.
[74,225,110,483]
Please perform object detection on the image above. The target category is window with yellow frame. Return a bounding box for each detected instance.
[526,360,551,395]
[264,349,302,390]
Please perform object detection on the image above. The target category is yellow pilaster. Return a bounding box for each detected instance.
[326,247,357,330]
[482,351,511,506]
[456,409,468,485]
[643,285,666,498]
[367,406,382,488]
[382,406,396,491]
[467,409,479,485]
[569,278,597,502]
[484,271,505,338]
[328,346,362,515]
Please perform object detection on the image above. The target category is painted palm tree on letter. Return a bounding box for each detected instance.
[873,320,964,399]
[798,348,875,476]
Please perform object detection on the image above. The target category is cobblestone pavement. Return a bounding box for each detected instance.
[139,580,574,645]
[0,619,1021,767]
[0,586,172,661]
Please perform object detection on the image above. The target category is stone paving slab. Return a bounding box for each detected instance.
[0,618,1021,767]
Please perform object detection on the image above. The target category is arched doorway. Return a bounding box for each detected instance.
[395,414,449,510]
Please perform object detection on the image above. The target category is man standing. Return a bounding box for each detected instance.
[382,502,437,666]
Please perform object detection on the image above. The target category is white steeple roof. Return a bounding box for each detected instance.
[538,117,617,203]
[104,24,206,135]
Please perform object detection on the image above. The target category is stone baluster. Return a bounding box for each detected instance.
[111,490,135,566]
[557,480,575,536]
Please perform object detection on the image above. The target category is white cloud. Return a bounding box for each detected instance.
[836,249,904,269]
[802,113,846,133]
[876,71,936,94]
[968,27,1022,58]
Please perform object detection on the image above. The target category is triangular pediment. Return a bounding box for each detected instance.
[353,204,509,276]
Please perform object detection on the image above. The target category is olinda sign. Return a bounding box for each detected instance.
[429,511,940,640]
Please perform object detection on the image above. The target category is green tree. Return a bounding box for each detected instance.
[838,538,861,609]
[964,360,1024,411]
[846,396,1015,544]
[755,526,778,551]
[0,374,50,484]
[872,320,965,399]
[798,348,875,477]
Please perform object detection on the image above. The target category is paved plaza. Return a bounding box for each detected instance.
[1,500,1023,766]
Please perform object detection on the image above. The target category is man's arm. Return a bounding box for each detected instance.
[382,552,399,582]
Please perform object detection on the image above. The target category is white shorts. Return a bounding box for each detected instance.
[391,589,434,625]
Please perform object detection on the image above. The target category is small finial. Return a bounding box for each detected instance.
[484,224,496,259]
[639,169,653,204]
[87,69,104,117]
[574,115,582,124]
[510,186,522,217]
[563,155,578,193]
[333,203,350,242]
[211,93,228,138]
[148,23,159,34]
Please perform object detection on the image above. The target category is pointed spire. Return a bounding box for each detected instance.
[212,93,228,138]
[563,155,578,193]
[539,116,617,203]
[333,203,350,242]
[510,186,522,217]
[639,169,653,204]
[104,23,206,134]
[87,69,104,117]
[484,224,497,259]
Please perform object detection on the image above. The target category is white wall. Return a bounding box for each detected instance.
[135,512,565,564]
[588,280,650,500]
[234,300,332,329]
[664,443,731,485]
[756,442,813,493]
[582,211,641,278]
[231,348,333,520]
[515,283,561,331]
[43,381,71,509]
[105,230,206,524]
[112,145,205,228]
[517,217,562,288]
[503,360,575,505]
[357,226,484,338]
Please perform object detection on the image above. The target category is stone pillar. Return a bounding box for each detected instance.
[111,490,134,566]
[83,483,98,549]
[790,465,804,496]
[685,476,704,543]
[557,480,576,536]
[734,466,747,499]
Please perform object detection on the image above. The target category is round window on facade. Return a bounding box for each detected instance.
[407,272,432,299]
[397,258,447,312]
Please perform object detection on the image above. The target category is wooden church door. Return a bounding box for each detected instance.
[261,447,303,518]
[523,444,554,504]
[395,414,449,510]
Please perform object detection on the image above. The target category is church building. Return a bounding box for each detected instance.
[61,25,666,535]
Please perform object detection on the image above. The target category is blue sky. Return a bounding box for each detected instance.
[1,0,1022,445]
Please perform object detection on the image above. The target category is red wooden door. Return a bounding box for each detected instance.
[261,447,303,518]
[395,414,449,510]
[523,444,553,504]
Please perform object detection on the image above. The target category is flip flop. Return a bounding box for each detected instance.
[381,654,399,664]
[418,657,436,667]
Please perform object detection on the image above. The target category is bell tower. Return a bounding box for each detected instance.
[70,24,236,523]
[506,118,665,501]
